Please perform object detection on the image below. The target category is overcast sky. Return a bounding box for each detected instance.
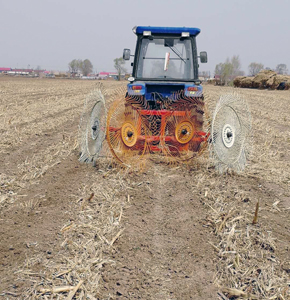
[1,0,289,76]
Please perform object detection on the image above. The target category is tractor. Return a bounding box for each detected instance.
[79,26,251,172]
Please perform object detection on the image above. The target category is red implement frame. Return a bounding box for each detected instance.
[108,109,209,152]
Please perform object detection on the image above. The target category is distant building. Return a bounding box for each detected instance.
[98,71,123,80]
[8,69,33,75]
[0,67,11,73]
[98,72,110,79]
[0,67,56,77]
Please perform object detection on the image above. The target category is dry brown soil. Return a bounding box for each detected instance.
[0,77,289,299]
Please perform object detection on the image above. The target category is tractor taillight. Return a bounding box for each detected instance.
[132,85,143,90]
[187,87,198,91]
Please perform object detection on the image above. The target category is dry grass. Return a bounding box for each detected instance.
[18,167,131,299]
[17,133,77,182]
[0,78,129,299]
[0,79,125,210]
[201,175,289,299]
[1,79,289,299]
[0,174,19,208]
[202,86,290,299]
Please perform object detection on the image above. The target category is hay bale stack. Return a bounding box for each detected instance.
[240,77,254,88]
[266,74,290,90]
[222,70,290,90]
[252,70,276,89]
[266,76,276,89]
[233,76,247,87]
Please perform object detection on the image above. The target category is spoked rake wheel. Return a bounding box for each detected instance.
[79,89,107,165]
[106,98,147,167]
[86,101,106,157]
[211,93,252,173]
[161,109,207,163]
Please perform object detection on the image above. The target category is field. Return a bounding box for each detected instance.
[0,77,289,299]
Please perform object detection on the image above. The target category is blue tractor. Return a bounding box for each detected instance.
[124,26,207,99]
[80,26,251,172]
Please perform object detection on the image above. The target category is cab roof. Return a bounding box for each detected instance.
[133,26,201,36]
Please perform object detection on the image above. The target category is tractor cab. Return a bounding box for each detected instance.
[123,26,207,106]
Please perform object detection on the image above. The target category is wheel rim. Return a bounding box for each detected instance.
[212,105,243,165]
[86,101,106,157]
[175,120,194,144]
[121,122,138,147]
[222,124,235,148]
[161,108,204,162]
[106,98,147,166]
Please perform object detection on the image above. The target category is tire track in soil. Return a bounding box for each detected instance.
[99,166,218,299]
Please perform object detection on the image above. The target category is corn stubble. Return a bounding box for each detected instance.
[1,78,289,299]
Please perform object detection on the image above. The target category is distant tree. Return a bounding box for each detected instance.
[275,64,288,75]
[114,57,126,80]
[214,55,243,85]
[80,59,93,76]
[248,62,264,76]
[214,63,223,76]
[199,71,211,79]
[68,59,80,76]
[77,59,83,71]
[221,59,233,85]
[34,65,43,76]
[231,55,243,77]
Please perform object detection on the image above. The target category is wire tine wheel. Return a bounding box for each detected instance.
[161,108,206,164]
[139,91,208,165]
[79,87,107,165]
[106,97,148,168]
[210,93,252,173]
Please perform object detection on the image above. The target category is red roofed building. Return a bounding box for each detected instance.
[98,71,119,79]
[98,72,110,78]
[0,68,11,73]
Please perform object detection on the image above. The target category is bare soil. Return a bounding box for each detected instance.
[0,77,289,299]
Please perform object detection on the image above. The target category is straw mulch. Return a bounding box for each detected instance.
[1,80,289,299]
[18,166,131,299]
[201,174,289,300]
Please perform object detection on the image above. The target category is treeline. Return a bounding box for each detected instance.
[248,63,288,76]
[214,55,244,85]
[68,59,93,76]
